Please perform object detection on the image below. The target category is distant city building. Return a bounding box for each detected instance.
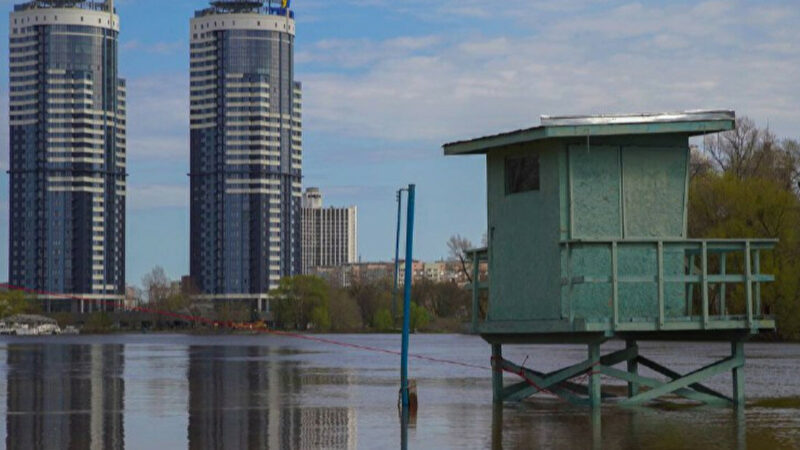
[312,259,486,288]
[125,286,140,309]
[301,188,358,274]
[8,1,127,312]
[397,260,425,281]
[189,0,302,311]
[422,261,447,282]
[312,262,392,289]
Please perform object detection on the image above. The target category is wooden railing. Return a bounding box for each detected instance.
[467,248,489,333]
[469,239,777,333]
[562,239,776,330]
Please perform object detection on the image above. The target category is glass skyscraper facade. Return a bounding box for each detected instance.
[8,1,126,312]
[190,1,302,310]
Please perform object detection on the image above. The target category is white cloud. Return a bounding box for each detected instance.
[313,0,613,22]
[298,0,800,148]
[297,35,440,68]
[125,73,189,160]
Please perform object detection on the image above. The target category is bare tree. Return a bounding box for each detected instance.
[702,116,797,190]
[782,138,800,193]
[690,145,714,179]
[447,234,474,283]
[142,266,170,304]
[704,117,763,178]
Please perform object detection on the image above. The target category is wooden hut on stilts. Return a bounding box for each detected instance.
[443,110,777,408]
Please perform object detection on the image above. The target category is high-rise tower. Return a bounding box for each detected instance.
[8,0,126,312]
[301,188,358,275]
[190,0,302,311]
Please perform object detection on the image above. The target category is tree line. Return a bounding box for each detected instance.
[133,265,471,332]
[269,275,470,333]
[690,117,800,339]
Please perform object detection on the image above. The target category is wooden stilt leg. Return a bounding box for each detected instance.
[735,402,746,450]
[626,340,639,398]
[491,403,504,450]
[588,342,601,409]
[732,341,745,407]
[591,407,602,450]
[492,344,504,403]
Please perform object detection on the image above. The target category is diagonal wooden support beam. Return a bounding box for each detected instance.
[540,360,596,387]
[511,344,636,389]
[501,380,535,400]
[500,359,589,405]
[498,346,639,404]
[504,375,589,405]
[526,367,616,399]
[502,358,591,391]
[637,356,733,403]
[618,356,741,406]
[599,345,639,367]
[599,366,728,405]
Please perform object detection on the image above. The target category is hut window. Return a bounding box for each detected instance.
[505,155,540,195]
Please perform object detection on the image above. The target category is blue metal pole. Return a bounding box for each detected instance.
[392,190,404,319]
[400,184,416,409]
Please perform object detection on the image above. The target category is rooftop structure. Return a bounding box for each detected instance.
[302,187,323,209]
[194,0,294,18]
[445,110,777,409]
[13,1,115,12]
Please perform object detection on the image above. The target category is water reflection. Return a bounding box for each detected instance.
[490,402,611,450]
[187,345,358,449]
[0,337,797,449]
[5,343,124,450]
[490,401,752,450]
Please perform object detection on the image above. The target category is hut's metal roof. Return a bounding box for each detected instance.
[443,110,735,156]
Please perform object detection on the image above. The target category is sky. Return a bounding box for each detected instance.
[0,0,799,287]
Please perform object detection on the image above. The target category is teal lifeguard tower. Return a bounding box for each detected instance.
[443,110,776,407]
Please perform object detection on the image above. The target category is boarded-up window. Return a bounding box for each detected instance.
[505,155,540,195]
[569,145,621,238]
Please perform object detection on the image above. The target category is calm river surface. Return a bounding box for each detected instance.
[0,334,797,449]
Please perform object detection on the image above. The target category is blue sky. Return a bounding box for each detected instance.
[1,0,799,286]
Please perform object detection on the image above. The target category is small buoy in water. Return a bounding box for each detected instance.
[398,379,419,414]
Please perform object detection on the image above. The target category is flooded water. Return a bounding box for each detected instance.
[0,334,797,449]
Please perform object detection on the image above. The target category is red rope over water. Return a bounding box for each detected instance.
[0,283,490,371]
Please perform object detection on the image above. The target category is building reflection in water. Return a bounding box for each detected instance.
[187,345,358,450]
[5,343,125,450]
